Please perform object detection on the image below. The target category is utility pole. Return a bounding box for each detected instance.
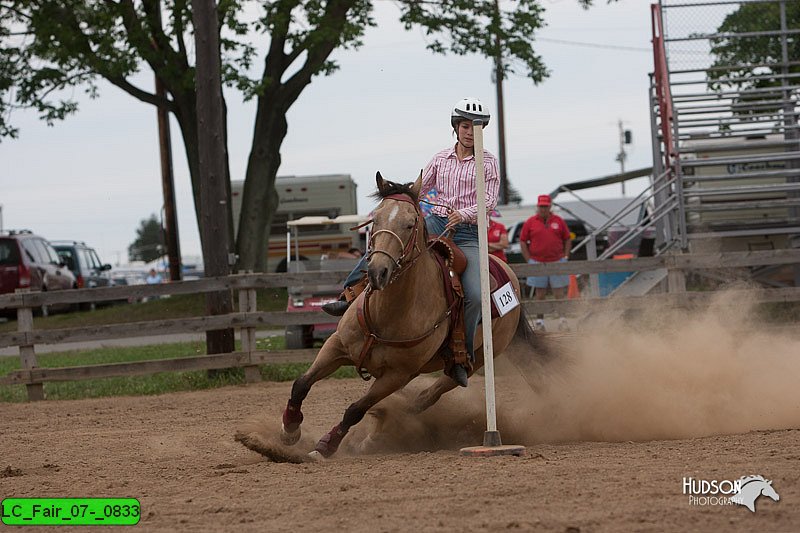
[192,0,235,356]
[493,0,508,205]
[155,75,182,282]
[152,1,181,282]
[616,120,632,196]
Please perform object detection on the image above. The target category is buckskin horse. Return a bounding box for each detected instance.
[280,172,543,459]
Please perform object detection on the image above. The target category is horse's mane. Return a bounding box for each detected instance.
[739,475,768,485]
[370,180,419,202]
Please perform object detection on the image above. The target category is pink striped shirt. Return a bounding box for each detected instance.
[421,144,500,224]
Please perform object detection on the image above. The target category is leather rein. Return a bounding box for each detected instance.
[354,193,457,380]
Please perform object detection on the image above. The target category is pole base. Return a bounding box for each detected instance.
[460,444,526,457]
[483,430,502,447]
[461,432,525,457]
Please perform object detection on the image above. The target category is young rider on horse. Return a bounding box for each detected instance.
[322,97,500,388]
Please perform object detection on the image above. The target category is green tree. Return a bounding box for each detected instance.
[707,2,800,118]
[128,214,165,262]
[2,0,595,271]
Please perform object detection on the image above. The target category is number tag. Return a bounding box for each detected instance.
[491,281,519,317]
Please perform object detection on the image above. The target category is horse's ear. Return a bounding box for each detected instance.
[376,171,387,193]
[410,170,423,198]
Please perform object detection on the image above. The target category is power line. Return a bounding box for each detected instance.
[537,36,651,52]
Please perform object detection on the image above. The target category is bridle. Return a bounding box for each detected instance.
[365,193,424,281]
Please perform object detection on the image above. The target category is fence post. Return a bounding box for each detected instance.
[586,236,600,298]
[16,289,44,401]
[666,255,686,293]
[238,276,261,384]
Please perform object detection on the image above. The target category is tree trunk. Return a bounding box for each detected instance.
[173,91,235,269]
[173,96,203,231]
[236,90,288,272]
[192,0,235,357]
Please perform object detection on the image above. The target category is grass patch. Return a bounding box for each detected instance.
[757,301,800,323]
[0,333,357,403]
[0,288,288,332]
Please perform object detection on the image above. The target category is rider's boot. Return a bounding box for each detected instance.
[442,349,469,387]
[444,314,470,387]
[450,364,469,387]
[321,277,368,317]
[321,296,350,316]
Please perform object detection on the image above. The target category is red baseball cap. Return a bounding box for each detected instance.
[537,195,552,206]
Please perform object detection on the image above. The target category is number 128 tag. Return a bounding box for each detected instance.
[491,281,519,317]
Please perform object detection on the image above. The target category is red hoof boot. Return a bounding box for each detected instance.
[281,401,303,445]
[314,424,348,458]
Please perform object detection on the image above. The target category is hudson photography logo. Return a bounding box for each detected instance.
[683,475,780,512]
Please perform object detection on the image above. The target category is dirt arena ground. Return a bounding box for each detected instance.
[3,299,799,532]
[1,375,797,533]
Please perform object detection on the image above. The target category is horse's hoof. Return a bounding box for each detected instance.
[280,423,301,446]
[314,423,346,459]
[308,450,326,462]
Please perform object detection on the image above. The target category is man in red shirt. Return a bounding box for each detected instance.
[487,214,508,262]
[520,194,572,331]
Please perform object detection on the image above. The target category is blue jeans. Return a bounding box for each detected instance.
[345,256,369,287]
[425,216,480,363]
[345,215,481,362]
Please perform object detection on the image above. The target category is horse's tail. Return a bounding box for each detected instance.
[512,305,555,360]
[500,305,563,392]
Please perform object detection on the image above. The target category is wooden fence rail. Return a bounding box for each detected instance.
[1,249,798,401]
[1,248,797,310]
[0,349,319,386]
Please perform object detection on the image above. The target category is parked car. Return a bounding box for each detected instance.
[52,241,113,289]
[0,230,76,317]
[285,257,359,349]
[52,241,116,310]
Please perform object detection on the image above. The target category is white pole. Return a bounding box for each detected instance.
[286,230,291,268]
[472,120,500,444]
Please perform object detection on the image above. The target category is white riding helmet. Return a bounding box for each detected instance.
[451,97,491,128]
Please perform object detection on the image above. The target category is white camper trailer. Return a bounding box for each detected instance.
[231,174,361,271]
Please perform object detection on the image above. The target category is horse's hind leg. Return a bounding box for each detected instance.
[313,370,411,458]
[280,332,348,445]
[411,375,457,414]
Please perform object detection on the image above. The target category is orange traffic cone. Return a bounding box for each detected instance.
[567,275,580,299]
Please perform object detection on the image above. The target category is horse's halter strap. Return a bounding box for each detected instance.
[366,193,422,276]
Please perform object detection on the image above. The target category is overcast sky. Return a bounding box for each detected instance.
[1,0,659,265]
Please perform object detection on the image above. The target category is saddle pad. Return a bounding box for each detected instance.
[488,256,513,319]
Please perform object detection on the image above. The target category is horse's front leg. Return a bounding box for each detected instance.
[281,332,348,445]
[312,370,411,459]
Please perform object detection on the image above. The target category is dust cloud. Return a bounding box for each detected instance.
[235,417,318,463]
[345,290,800,453]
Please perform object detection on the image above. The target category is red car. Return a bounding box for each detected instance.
[285,257,359,349]
[0,230,77,317]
